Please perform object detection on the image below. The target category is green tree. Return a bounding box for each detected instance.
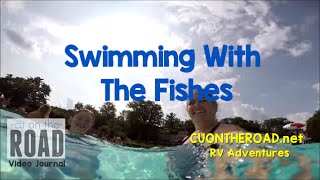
[84,104,98,114]
[95,102,117,131]
[74,102,84,110]
[220,117,262,133]
[117,110,128,122]
[127,100,163,127]
[163,112,183,134]
[49,106,69,118]
[100,102,116,121]
[220,117,247,127]
[0,74,51,109]
[184,119,195,135]
[125,100,164,141]
[49,107,73,128]
[306,110,320,142]
[262,117,293,137]
[116,110,128,128]
[246,120,262,133]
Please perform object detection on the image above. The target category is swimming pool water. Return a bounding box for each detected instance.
[1,109,319,179]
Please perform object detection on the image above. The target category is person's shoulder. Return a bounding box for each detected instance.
[27,111,36,117]
[27,111,42,118]
[217,123,246,133]
[182,136,189,144]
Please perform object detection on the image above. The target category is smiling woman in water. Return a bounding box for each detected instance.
[182,90,245,145]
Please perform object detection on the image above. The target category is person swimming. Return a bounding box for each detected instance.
[27,104,51,118]
[173,90,247,179]
[182,90,245,145]
[68,109,95,136]
[62,109,100,179]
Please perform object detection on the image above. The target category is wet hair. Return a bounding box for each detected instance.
[39,104,51,115]
[72,109,95,122]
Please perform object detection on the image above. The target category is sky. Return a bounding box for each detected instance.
[1,1,319,123]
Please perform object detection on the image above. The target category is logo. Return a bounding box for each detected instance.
[7,118,65,159]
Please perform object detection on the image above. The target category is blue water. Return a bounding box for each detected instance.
[1,109,319,179]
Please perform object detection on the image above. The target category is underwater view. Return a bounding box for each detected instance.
[1,109,319,180]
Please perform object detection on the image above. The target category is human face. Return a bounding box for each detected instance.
[187,92,217,124]
[70,111,94,135]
